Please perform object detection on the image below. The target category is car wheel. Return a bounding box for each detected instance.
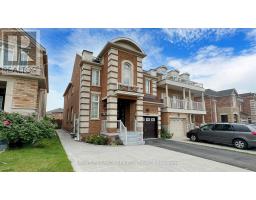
[233,139,248,150]
[190,134,199,142]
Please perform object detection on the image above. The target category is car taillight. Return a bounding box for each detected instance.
[252,131,256,136]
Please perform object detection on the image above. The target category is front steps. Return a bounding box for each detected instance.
[119,131,145,145]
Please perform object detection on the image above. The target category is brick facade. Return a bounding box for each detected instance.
[0,28,48,117]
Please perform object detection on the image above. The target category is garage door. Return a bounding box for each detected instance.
[169,118,185,139]
[143,117,157,138]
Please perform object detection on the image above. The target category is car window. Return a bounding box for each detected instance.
[248,125,256,131]
[200,124,214,131]
[233,124,251,132]
[213,124,233,131]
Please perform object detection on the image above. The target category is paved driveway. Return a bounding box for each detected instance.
[57,130,250,172]
[146,139,256,171]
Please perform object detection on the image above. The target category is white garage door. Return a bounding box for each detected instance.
[169,118,186,139]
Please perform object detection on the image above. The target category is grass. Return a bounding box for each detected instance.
[0,136,73,172]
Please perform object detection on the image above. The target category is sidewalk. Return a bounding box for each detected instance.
[57,130,250,172]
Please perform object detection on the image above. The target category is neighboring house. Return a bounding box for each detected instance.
[149,67,206,139]
[196,89,243,124]
[63,37,206,144]
[239,93,256,124]
[0,28,48,118]
[47,108,64,128]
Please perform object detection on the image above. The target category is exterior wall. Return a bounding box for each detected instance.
[196,97,217,124]
[241,95,256,123]
[0,75,42,115]
[63,55,81,131]
[0,28,48,117]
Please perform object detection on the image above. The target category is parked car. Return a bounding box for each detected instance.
[187,123,256,149]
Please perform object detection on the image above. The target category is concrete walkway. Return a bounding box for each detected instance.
[57,130,250,172]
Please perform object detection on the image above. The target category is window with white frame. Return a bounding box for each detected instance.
[122,62,133,86]
[0,45,3,67]
[145,78,151,94]
[91,93,100,119]
[91,68,100,86]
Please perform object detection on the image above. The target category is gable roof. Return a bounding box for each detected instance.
[239,92,256,97]
[205,88,238,97]
[47,108,63,114]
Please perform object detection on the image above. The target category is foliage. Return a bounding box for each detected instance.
[160,127,173,139]
[0,112,56,147]
[84,134,109,145]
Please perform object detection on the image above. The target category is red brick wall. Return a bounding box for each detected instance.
[63,54,81,131]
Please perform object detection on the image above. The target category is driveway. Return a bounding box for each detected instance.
[146,139,256,171]
[57,130,250,172]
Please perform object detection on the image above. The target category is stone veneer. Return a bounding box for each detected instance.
[79,64,91,134]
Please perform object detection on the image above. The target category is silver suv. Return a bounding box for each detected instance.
[186,123,256,149]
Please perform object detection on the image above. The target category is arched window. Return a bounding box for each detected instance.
[122,62,133,86]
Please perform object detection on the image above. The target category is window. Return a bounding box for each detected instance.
[122,62,133,85]
[221,115,228,123]
[91,93,100,119]
[145,78,151,94]
[200,124,214,131]
[92,68,100,86]
[233,124,251,132]
[213,124,232,131]
[0,45,3,67]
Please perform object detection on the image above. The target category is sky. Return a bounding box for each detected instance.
[34,28,256,111]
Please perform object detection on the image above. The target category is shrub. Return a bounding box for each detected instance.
[0,112,56,147]
[160,127,173,139]
[84,134,109,145]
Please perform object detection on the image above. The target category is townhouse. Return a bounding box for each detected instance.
[0,28,48,117]
[196,89,243,124]
[63,37,206,144]
[239,93,256,123]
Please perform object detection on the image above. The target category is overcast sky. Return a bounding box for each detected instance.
[34,28,256,111]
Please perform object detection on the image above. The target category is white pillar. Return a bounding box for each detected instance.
[165,84,169,107]
[202,115,205,124]
[202,91,205,110]
[183,87,186,100]
[188,89,192,109]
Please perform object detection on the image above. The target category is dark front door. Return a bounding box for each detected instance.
[117,99,128,126]
[143,117,157,138]
[0,88,6,111]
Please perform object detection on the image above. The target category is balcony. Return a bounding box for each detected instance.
[164,98,206,114]
[166,75,203,88]
[158,75,204,92]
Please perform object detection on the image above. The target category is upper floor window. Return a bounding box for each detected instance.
[91,93,100,119]
[122,62,133,86]
[145,78,151,94]
[92,68,100,86]
[0,45,3,67]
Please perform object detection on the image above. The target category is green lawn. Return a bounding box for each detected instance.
[0,136,73,172]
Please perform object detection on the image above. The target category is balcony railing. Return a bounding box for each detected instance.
[168,98,205,111]
[163,75,203,88]
[117,82,140,93]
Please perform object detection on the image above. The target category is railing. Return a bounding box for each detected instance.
[117,120,127,145]
[73,118,80,141]
[163,75,203,88]
[117,82,140,93]
[101,120,107,134]
[169,98,205,111]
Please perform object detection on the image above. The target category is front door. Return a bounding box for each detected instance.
[143,117,157,138]
[117,100,127,126]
